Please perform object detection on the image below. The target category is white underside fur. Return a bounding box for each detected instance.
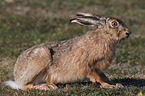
[5,80,22,90]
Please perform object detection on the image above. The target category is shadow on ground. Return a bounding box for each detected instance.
[112,77,145,87]
[56,77,145,88]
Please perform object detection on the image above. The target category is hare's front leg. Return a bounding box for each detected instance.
[87,69,123,88]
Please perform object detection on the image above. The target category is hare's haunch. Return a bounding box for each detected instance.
[5,12,131,90]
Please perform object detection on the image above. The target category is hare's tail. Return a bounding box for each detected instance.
[5,80,22,90]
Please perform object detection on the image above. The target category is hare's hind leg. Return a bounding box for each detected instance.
[22,69,57,90]
[13,46,54,90]
[21,66,58,90]
[22,83,57,90]
[21,67,58,90]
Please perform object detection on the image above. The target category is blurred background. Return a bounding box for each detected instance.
[0,0,144,57]
[0,0,145,95]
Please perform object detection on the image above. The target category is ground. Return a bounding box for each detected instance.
[0,0,145,95]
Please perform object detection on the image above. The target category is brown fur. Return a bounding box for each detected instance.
[6,12,131,90]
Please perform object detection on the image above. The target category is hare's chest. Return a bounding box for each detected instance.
[89,47,116,70]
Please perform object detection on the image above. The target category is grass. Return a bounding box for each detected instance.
[0,0,145,95]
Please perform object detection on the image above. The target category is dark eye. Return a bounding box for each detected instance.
[111,21,119,27]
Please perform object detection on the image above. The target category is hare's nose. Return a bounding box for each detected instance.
[126,33,130,37]
[126,31,131,38]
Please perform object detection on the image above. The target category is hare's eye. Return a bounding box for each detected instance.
[111,21,119,27]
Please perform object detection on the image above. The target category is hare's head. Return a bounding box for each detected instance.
[71,12,131,41]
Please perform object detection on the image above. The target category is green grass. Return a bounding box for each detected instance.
[0,0,145,95]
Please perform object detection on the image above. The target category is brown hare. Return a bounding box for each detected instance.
[5,12,131,90]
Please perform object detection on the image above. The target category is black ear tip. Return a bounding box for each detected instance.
[70,18,77,23]
[70,18,74,22]
[76,12,83,16]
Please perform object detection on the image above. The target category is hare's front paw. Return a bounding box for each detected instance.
[100,83,116,88]
[115,83,124,88]
[100,83,124,88]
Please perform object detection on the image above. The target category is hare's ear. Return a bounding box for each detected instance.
[70,18,95,26]
[76,12,101,20]
[70,12,104,27]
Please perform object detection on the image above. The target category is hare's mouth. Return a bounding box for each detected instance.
[119,35,129,41]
